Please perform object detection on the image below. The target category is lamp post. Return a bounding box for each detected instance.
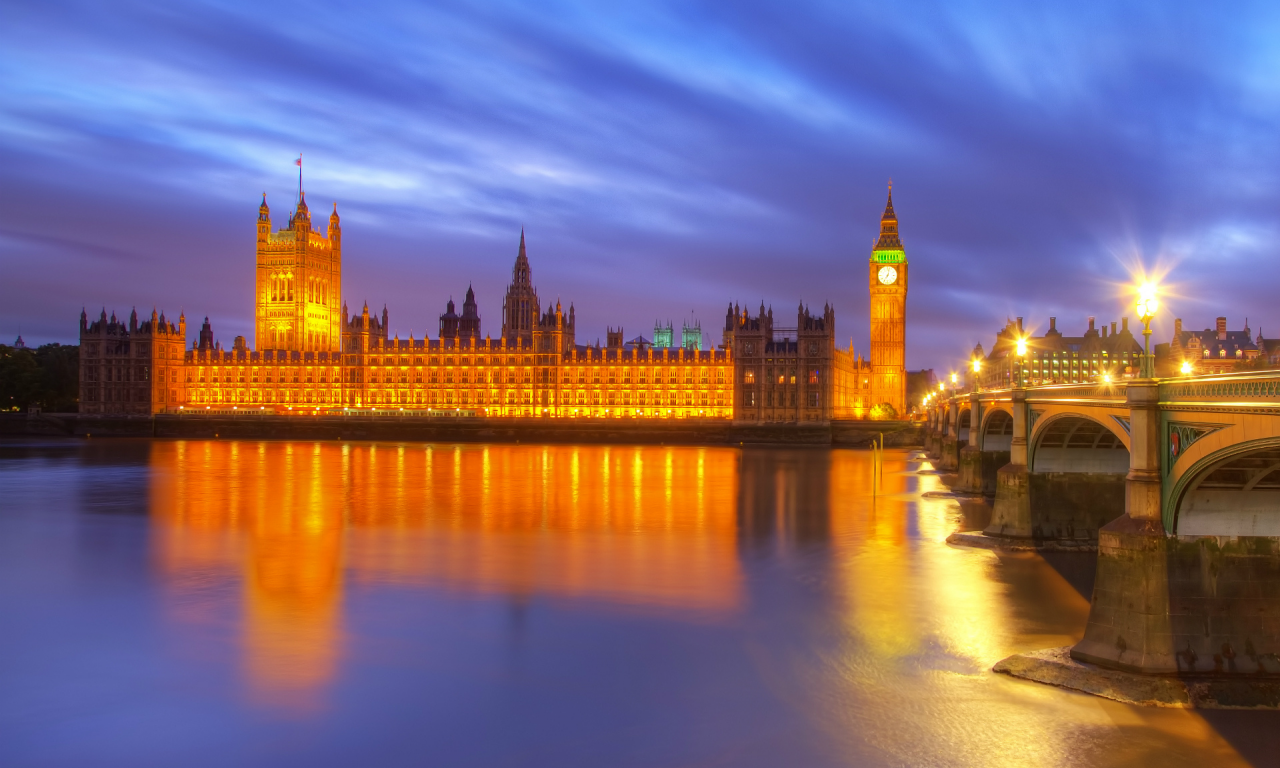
[1135,283,1158,378]
[971,357,982,392]
[1015,336,1027,388]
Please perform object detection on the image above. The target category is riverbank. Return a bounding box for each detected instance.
[0,412,921,447]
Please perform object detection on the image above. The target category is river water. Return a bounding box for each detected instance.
[0,439,1274,766]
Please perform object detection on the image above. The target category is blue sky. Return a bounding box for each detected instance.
[3,0,1279,370]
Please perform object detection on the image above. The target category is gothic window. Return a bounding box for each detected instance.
[716,369,724,385]
[744,370,755,384]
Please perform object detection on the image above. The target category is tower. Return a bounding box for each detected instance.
[254,189,343,352]
[868,184,908,417]
[501,229,539,345]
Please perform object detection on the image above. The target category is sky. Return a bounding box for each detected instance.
[3,0,1280,371]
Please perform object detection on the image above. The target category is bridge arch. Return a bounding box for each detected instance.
[957,407,971,447]
[980,408,1013,452]
[1030,413,1129,474]
[1171,437,1280,536]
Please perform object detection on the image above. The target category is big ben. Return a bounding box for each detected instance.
[868,184,907,416]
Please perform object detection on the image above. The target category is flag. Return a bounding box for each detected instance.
[295,155,302,167]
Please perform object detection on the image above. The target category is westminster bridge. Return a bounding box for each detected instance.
[924,371,1280,682]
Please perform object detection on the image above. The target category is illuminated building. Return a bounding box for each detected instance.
[972,316,1143,388]
[255,193,342,353]
[868,185,908,416]
[79,183,912,421]
[1164,317,1261,374]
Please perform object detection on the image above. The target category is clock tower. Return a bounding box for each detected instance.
[868,184,907,417]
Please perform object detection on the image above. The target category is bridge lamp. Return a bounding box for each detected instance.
[1180,360,1192,375]
[1135,283,1159,378]
[1015,337,1028,387]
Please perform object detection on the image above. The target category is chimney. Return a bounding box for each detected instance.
[1111,321,1117,336]
[1049,317,1057,332]
[1217,317,1227,340]
[1088,316,1095,332]
[1122,317,1129,332]
[1175,318,1183,336]
[1017,317,1023,333]
[1102,325,1108,339]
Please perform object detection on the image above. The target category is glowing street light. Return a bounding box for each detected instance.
[1015,336,1028,387]
[1180,360,1192,375]
[1135,282,1159,378]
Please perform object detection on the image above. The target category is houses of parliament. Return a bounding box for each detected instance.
[78,184,910,422]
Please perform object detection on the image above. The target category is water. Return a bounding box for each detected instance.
[0,439,1274,767]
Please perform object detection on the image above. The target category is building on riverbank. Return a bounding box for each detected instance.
[970,315,1143,389]
[79,184,910,421]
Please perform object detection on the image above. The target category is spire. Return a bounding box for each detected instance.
[874,181,902,250]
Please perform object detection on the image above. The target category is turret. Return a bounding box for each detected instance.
[129,307,138,333]
[80,307,87,332]
[294,192,311,233]
[328,202,341,248]
[258,193,270,242]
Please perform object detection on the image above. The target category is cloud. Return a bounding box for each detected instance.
[2,0,1279,368]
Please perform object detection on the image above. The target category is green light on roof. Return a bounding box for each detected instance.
[873,249,905,264]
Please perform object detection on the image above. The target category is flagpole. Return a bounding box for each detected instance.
[297,153,302,203]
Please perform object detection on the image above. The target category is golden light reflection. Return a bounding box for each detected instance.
[149,440,743,706]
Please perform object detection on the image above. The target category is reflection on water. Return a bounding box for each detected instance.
[151,442,743,704]
[0,439,1271,767]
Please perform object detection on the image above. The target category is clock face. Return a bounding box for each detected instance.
[877,266,898,285]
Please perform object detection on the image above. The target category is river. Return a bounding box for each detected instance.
[0,439,1274,766]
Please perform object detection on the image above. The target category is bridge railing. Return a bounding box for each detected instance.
[1160,370,1280,405]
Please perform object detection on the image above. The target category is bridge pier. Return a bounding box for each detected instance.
[992,375,1280,705]
[956,394,988,494]
[938,400,960,472]
[1071,381,1280,677]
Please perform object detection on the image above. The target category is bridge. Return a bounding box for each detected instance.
[925,371,1280,679]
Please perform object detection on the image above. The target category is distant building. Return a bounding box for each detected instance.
[681,320,702,351]
[1165,317,1260,374]
[652,321,673,349]
[438,286,481,340]
[974,316,1143,388]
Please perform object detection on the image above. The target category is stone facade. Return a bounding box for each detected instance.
[79,307,187,415]
[79,185,910,421]
[254,194,342,353]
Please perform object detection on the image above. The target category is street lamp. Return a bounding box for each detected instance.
[1015,336,1027,387]
[1180,360,1192,376]
[1135,283,1158,378]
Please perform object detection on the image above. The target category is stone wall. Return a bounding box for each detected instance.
[0,413,922,447]
[1075,517,1280,678]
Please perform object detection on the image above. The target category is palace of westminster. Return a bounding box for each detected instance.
[78,184,911,422]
